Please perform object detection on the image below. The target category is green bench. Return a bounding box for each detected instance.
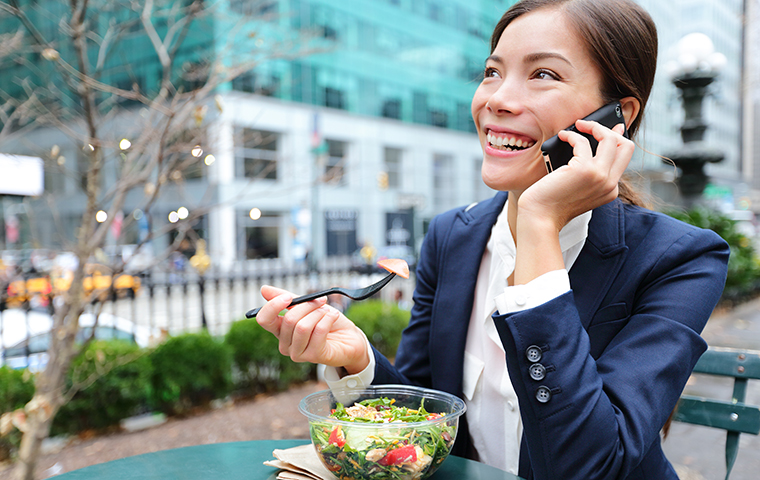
[673,347,760,480]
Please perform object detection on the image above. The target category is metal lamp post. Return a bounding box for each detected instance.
[190,239,211,329]
[664,33,727,206]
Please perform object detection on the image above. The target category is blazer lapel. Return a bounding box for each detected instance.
[570,199,629,329]
[430,192,507,396]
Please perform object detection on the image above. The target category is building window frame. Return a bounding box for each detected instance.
[234,127,279,180]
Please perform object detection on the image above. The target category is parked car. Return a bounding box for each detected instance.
[0,309,160,371]
[4,264,141,308]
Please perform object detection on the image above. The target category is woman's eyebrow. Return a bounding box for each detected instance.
[524,52,573,66]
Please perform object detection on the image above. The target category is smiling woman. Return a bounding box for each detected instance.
[250,2,730,480]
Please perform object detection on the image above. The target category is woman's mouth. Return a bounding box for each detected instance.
[486,131,536,152]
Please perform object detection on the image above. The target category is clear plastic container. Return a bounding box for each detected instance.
[299,384,466,480]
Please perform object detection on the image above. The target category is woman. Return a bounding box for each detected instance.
[254,0,730,478]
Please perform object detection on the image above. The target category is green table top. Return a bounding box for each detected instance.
[54,439,523,480]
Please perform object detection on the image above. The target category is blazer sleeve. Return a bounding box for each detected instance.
[492,226,729,480]
[373,212,444,387]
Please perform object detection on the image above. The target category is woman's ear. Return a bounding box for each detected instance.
[619,96,641,129]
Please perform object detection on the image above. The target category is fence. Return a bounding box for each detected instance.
[0,258,416,369]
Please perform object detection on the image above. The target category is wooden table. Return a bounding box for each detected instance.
[53,439,524,479]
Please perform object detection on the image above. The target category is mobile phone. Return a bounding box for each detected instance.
[541,101,628,173]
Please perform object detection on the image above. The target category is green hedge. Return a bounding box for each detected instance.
[0,366,35,413]
[345,300,411,359]
[225,317,315,393]
[0,366,35,460]
[149,332,233,415]
[667,207,760,303]
[52,340,152,436]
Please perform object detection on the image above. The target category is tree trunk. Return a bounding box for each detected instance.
[12,279,88,480]
[12,392,59,480]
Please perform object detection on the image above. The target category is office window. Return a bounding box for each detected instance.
[235,128,279,179]
[324,139,347,185]
[77,149,92,192]
[430,109,448,128]
[179,60,209,92]
[457,102,475,132]
[168,215,207,257]
[381,99,402,120]
[384,147,402,189]
[44,162,66,194]
[324,87,345,109]
[229,0,278,17]
[474,156,496,201]
[239,210,280,259]
[232,71,280,96]
[167,128,207,181]
[232,72,256,93]
[433,153,455,211]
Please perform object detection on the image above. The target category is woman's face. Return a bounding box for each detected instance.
[472,7,606,193]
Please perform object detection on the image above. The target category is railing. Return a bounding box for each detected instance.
[0,259,416,369]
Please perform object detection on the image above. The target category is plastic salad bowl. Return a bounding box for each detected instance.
[299,384,466,480]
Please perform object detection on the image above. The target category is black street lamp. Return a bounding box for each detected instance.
[664,33,727,206]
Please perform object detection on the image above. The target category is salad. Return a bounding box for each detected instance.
[309,397,457,480]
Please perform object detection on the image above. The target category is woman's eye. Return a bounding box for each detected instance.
[483,67,500,79]
[533,69,560,81]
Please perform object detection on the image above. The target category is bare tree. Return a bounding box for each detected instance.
[0,1,317,478]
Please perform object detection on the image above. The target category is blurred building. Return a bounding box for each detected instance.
[0,0,750,269]
[743,0,760,210]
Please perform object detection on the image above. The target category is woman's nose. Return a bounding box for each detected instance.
[486,81,524,115]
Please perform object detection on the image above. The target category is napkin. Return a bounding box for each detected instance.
[264,444,338,480]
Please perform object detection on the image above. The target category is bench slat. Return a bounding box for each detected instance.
[674,395,760,435]
[693,348,760,379]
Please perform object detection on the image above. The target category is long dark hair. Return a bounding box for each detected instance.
[491,0,658,206]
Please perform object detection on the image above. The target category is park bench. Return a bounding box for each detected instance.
[673,346,760,480]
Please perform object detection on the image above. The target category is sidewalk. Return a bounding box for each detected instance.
[663,297,760,480]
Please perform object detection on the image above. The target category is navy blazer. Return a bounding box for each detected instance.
[372,192,729,480]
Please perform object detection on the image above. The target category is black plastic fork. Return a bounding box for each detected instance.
[245,271,397,318]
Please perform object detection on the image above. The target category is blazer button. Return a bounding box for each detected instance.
[536,386,552,403]
[529,363,546,381]
[526,345,542,363]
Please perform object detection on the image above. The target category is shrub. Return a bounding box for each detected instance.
[224,318,315,393]
[666,207,760,302]
[0,366,35,413]
[0,366,35,460]
[345,300,411,359]
[149,331,233,415]
[52,339,152,436]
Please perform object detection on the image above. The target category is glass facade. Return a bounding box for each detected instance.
[226,0,509,133]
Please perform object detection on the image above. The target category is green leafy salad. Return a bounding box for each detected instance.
[309,397,457,480]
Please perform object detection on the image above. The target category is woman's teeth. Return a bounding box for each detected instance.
[487,132,536,151]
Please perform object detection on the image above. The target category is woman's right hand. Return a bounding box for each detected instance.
[255,285,371,374]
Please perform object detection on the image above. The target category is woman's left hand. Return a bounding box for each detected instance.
[519,120,634,231]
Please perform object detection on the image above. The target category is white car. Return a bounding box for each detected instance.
[0,309,159,371]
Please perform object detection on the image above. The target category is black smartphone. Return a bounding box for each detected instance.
[541,101,628,173]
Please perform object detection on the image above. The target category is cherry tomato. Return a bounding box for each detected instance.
[378,445,417,466]
[328,426,346,447]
